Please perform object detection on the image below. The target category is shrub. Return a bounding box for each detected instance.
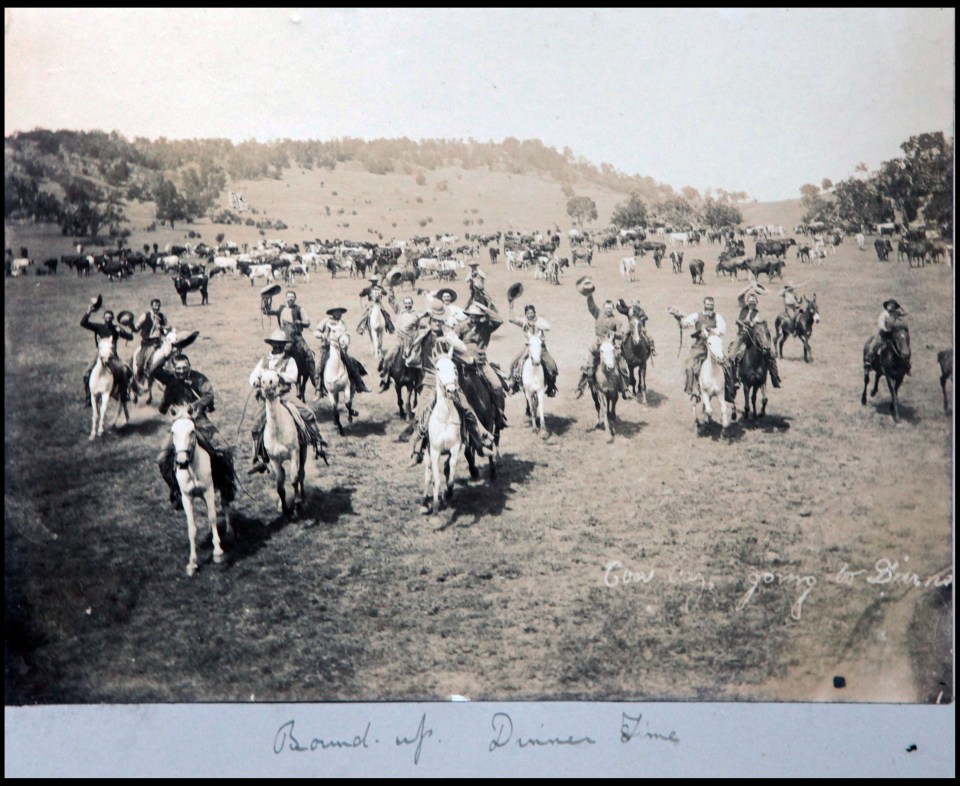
[477,218,484,225]
[216,233,225,243]
[419,220,428,228]
[415,196,423,203]
[416,173,427,186]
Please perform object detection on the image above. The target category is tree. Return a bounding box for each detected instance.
[821,178,833,191]
[154,179,188,229]
[875,131,953,235]
[701,198,742,228]
[566,195,598,228]
[610,192,648,229]
[831,177,891,229]
[799,183,820,200]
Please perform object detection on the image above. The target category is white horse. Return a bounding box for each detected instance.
[88,337,130,440]
[521,335,548,437]
[365,302,386,361]
[323,333,357,436]
[695,334,731,430]
[169,409,231,576]
[422,356,463,514]
[260,369,307,517]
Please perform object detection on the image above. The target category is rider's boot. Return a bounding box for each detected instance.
[575,366,592,399]
[767,352,782,388]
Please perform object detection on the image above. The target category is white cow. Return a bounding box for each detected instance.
[669,232,691,247]
[247,263,274,286]
[161,255,182,273]
[212,256,238,277]
[10,258,32,276]
[619,256,637,282]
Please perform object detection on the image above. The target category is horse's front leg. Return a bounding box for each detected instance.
[98,396,110,438]
[432,449,444,511]
[293,445,306,516]
[446,446,460,502]
[604,397,615,443]
[204,486,224,564]
[759,382,767,418]
[802,337,812,362]
[395,382,406,418]
[330,394,345,436]
[538,392,548,437]
[888,376,901,422]
[183,496,200,576]
[275,461,289,515]
[89,394,99,440]
[870,370,881,398]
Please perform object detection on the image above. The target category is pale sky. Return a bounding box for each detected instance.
[4,8,954,201]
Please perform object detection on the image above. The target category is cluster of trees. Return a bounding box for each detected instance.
[801,132,953,236]
[567,191,744,232]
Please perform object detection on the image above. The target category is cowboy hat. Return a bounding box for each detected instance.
[172,330,200,351]
[883,299,904,311]
[90,294,103,311]
[369,274,381,283]
[265,329,292,345]
[428,301,447,320]
[436,288,457,303]
[468,261,480,268]
[260,283,282,298]
[326,306,348,317]
[615,298,629,316]
[387,269,404,287]
[507,282,524,302]
[780,281,805,291]
[575,276,595,296]
[116,310,136,328]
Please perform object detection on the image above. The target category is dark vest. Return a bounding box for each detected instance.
[694,313,718,334]
[283,304,304,336]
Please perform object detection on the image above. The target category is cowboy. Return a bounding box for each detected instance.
[405,288,465,367]
[624,298,657,356]
[456,301,508,426]
[408,301,496,466]
[132,298,170,379]
[867,299,910,364]
[379,293,425,391]
[248,331,328,475]
[357,274,396,335]
[779,281,805,325]
[153,354,235,510]
[574,284,633,399]
[668,296,730,397]
[81,299,134,405]
[507,301,559,397]
[314,307,370,395]
[730,283,782,388]
[264,289,316,385]
[465,262,490,307]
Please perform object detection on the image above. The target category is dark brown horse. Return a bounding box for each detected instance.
[937,349,952,414]
[737,320,773,420]
[621,317,651,404]
[458,363,502,480]
[775,294,819,362]
[862,325,911,422]
[590,338,623,442]
[380,347,422,420]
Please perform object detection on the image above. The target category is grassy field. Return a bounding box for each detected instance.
[4,171,953,705]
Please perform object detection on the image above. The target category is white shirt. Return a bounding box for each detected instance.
[250,354,298,387]
[679,311,726,336]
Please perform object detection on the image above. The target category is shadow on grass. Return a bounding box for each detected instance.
[118,417,166,437]
[339,418,387,438]
[311,484,356,526]
[741,412,792,432]
[542,414,576,437]
[639,388,669,408]
[223,508,283,565]
[440,455,539,530]
[695,418,747,443]
[869,398,920,424]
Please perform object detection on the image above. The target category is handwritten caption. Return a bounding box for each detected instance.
[605,556,953,621]
[273,711,679,764]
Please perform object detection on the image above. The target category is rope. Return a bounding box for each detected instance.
[229,387,259,502]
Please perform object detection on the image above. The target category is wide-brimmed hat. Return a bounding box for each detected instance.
[369,274,381,283]
[90,294,103,311]
[507,282,524,302]
[387,269,404,287]
[260,283,282,298]
[883,299,903,311]
[575,276,595,296]
[429,301,447,320]
[116,310,136,328]
[468,261,480,268]
[172,330,200,351]
[436,288,457,303]
[265,329,292,346]
[326,307,348,317]
[615,298,629,316]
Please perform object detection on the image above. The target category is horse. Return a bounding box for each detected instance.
[521,335,549,437]
[458,360,502,480]
[323,334,358,436]
[421,356,463,514]
[88,337,131,440]
[862,325,911,422]
[360,302,387,361]
[694,334,732,431]
[259,369,307,516]
[286,340,317,403]
[169,408,233,576]
[620,316,651,404]
[381,344,422,420]
[738,320,773,420]
[937,350,952,414]
[775,294,819,362]
[590,337,622,442]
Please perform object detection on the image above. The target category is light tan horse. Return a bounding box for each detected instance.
[169,408,231,576]
[590,337,622,443]
[695,334,731,430]
[323,333,357,436]
[521,334,548,437]
[88,337,130,440]
[422,356,463,514]
[260,369,307,517]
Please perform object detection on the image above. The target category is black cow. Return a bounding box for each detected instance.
[42,257,59,275]
[688,259,705,284]
[875,238,892,262]
[746,258,786,281]
[755,239,797,260]
[173,273,209,306]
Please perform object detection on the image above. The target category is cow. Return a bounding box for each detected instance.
[875,239,892,262]
[619,257,637,282]
[798,245,812,263]
[688,259,705,285]
[715,256,743,279]
[246,263,275,286]
[876,222,900,236]
[42,257,59,275]
[211,256,239,277]
[285,263,310,282]
[755,239,797,260]
[571,247,594,266]
[669,231,691,247]
[670,250,684,274]
[96,257,130,282]
[174,273,209,306]
[488,247,499,264]
[745,258,786,281]
[10,258,32,277]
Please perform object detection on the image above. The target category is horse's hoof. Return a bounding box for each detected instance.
[187,563,198,577]
[469,466,480,481]
[213,552,224,565]
[88,434,96,441]
[606,435,615,444]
